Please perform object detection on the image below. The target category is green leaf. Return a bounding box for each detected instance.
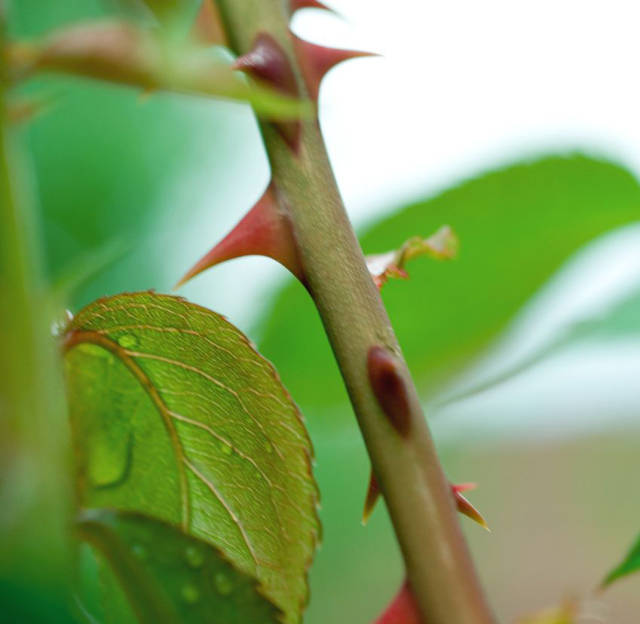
[76,508,282,623]
[64,292,319,624]
[602,533,640,587]
[257,155,640,416]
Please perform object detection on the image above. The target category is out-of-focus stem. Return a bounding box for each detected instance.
[0,10,72,608]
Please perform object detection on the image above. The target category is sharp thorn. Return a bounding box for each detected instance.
[175,185,304,288]
[362,469,380,525]
[292,34,378,99]
[453,486,490,531]
[290,0,334,13]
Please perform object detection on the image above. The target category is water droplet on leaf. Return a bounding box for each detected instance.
[181,584,200,604]
[184,545,204,568]
[118,334,138,349]
[214,572,233,595]
[87,431,132,489]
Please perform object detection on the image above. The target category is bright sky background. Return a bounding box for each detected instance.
[175,0,640,441]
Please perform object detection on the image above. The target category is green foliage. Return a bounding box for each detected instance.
[603,533,640,587]
[64,292,319,624]
[258,155,640,417]
[76,509,282,623]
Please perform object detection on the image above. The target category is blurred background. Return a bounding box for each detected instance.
[7,0,640,621]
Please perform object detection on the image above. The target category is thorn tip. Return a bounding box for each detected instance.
[175,185,304,288]
[292,35,378,99]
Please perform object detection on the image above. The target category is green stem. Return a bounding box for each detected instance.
[0,11,71,608]
[214,2,496,622]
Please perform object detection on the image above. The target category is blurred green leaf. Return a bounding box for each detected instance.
[257,155,640,417]
[76,508,282,623]
[64,292,318,624]
[603,533,640,587]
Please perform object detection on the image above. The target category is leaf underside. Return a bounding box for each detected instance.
[64,292,319,624]
[76,509,282,624]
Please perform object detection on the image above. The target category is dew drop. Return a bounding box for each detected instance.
[184,545,204,568]
[87,431,132,489]
[131,544,147,560]
[117,334,138,349]
[220,441,233,456]
[181,584,200,604]
[214,572,233,596]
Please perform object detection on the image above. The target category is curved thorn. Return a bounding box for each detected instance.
[362,469,379,525]
[292,34,378,99]
[453,488,490,531]
[175,185,304,288]
[290,0,334,13]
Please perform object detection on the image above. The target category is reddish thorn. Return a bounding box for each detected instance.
[191,0,227,46]
[375,581,420,624]
[233,32,298,96]
[367,346,412,437]
[175,185,304,288]
[290,0,333,13]
[453,487,490,531]
[362,469,380,525]
[292,35,378,99]
[233,33,302,149]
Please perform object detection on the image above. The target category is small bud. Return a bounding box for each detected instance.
[367,346,411,437]
[176,185,304,288]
